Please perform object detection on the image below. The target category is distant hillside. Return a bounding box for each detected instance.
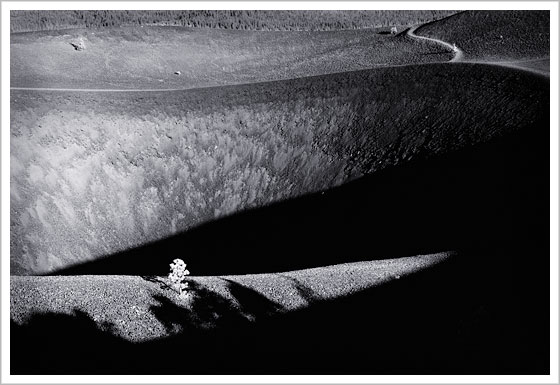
[10,10,457,33]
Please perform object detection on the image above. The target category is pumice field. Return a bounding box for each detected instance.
[8,9,551,375]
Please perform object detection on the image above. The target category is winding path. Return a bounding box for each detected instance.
[407,24,464,62]
[407,23,549,77]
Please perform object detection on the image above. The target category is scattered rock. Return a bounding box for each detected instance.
[70,37,86,51]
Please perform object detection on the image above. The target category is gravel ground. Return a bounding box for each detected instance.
[11,252,452,342]
[219,251,452,309]
[11,26,450,90]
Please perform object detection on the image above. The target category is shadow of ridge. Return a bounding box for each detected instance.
[10,310,131,375]
[49,118,549,276]
[250,249,548,374]
[11,248,549,374]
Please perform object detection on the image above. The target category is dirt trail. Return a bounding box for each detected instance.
[407,24,464,62]
[10,87,185,92]
[407,23,549,77]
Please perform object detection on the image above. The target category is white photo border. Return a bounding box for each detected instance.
[1,2,558,384]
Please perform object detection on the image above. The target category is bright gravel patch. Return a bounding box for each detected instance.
[218,251,452,309]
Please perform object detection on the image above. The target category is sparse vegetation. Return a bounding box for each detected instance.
[10,10,457,33]
[168,259,190,297]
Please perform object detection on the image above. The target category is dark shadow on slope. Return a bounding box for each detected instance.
[422,51,451,56]
[11,246,549,374]
[248,249,548,375]
[10,310,130,374]
[141,275,174,291]
[50,113,549,277]
[395,28,411,38]
[219,278,283,319]
[277,274,321,305]
[11,278,281,374]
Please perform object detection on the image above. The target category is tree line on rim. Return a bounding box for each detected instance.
[10,10,457,33]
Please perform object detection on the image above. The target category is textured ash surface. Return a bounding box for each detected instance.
[11,252,451,341]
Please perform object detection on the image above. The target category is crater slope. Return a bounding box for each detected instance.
[11,63,548,275]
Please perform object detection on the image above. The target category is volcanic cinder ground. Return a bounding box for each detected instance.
[9,10,551,375]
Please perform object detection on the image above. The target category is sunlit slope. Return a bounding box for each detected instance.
[11,247,549,374]
[11,253,451,342]
[415,11,549,63]
[10,26,452,89]
[10,63,548,275]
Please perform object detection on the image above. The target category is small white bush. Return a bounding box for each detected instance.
[168,258,190,297]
